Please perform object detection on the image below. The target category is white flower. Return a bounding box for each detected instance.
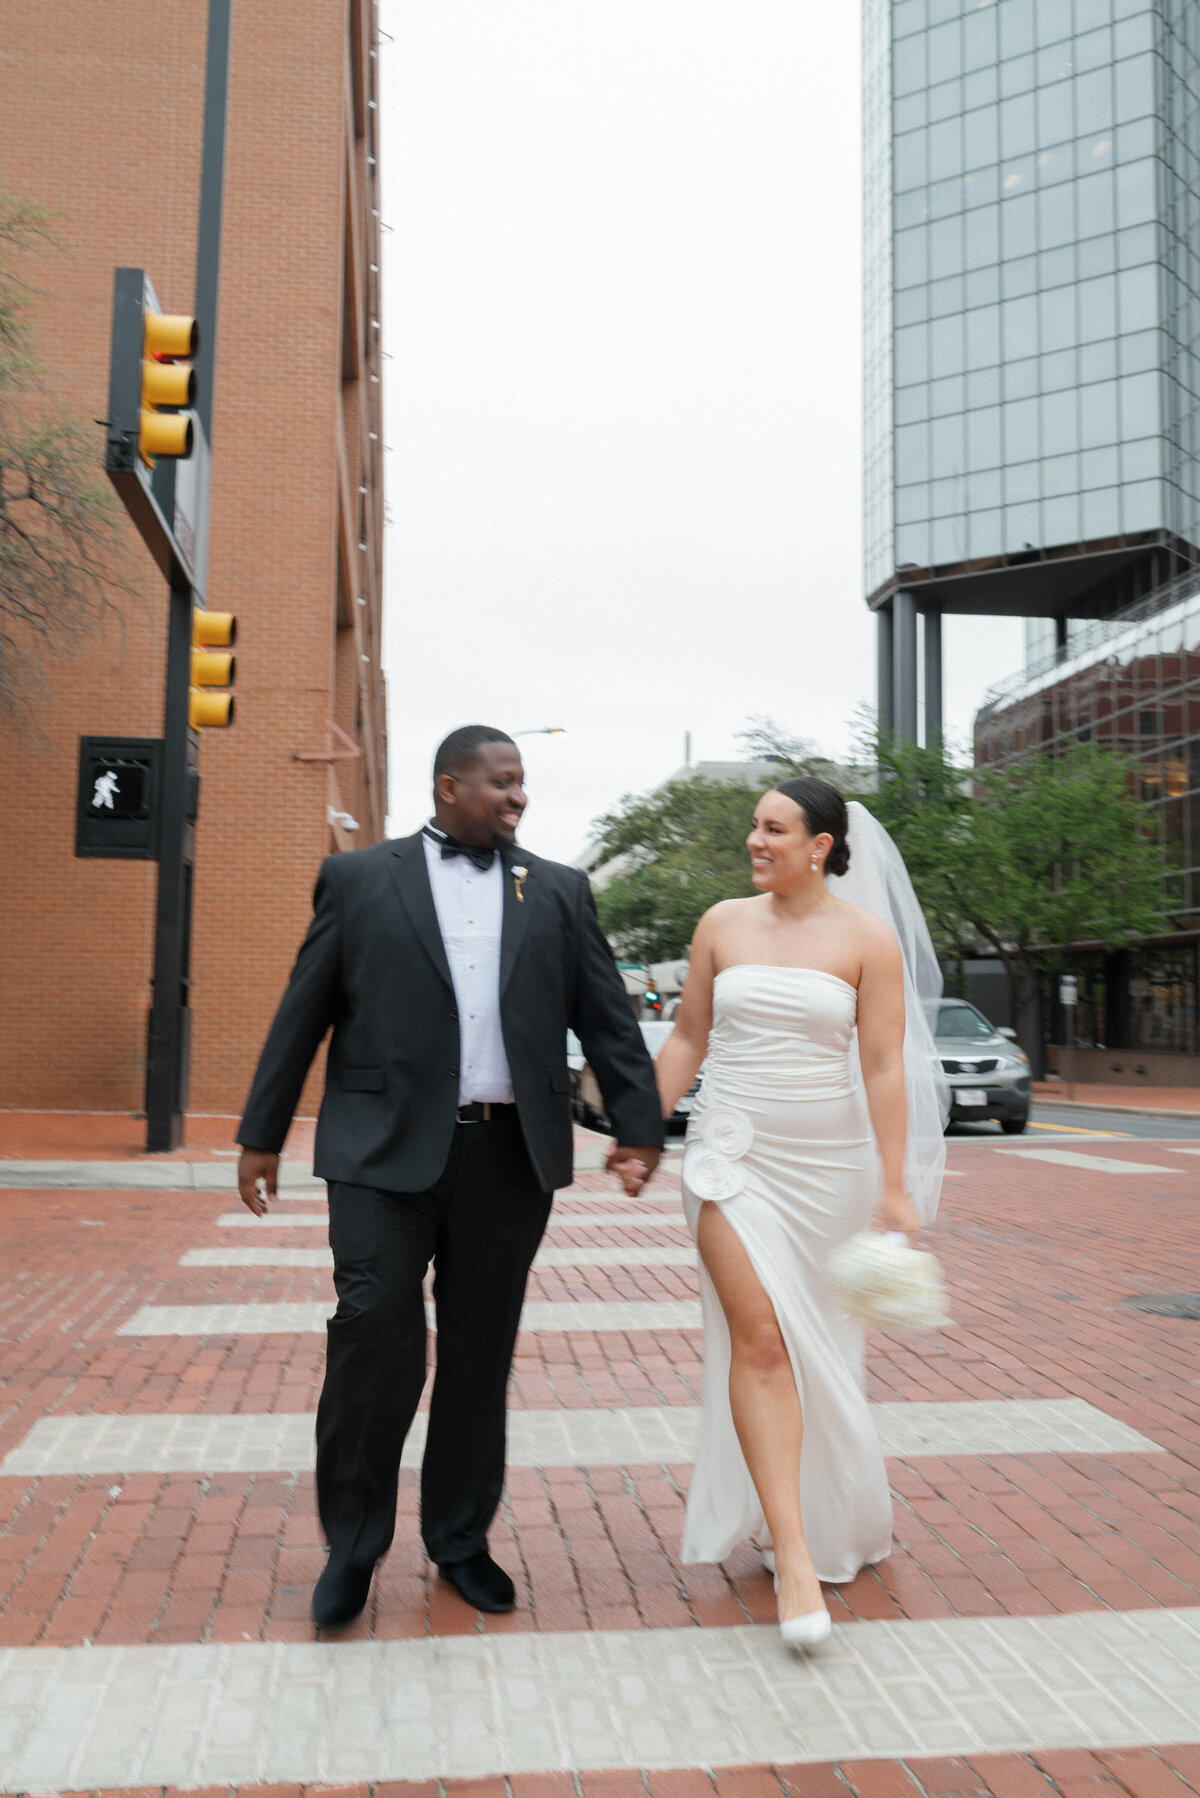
[699,1106,754,1159]
[683,1145,748,1203]
[825,1231,950,1331]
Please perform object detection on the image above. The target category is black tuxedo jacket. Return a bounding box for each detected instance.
[237,832,663,1193]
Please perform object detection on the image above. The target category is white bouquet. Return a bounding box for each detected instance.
[825,1230,950,1331]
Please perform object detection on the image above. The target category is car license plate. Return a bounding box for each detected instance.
[957,1088,987,1107]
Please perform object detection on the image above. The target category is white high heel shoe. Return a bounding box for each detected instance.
[780,1607,832,1650]
[773,1566,832,1651]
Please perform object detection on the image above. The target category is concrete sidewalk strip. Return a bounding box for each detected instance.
[0,1398,1163,1478]
[995,1148,1182,1174]
[115,1298,703,1337]
[0,1159,324,1191]
[178,1242,696,1272]
[2,1607,1199,1788]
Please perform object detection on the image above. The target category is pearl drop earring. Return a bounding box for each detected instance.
[811,856,819,872]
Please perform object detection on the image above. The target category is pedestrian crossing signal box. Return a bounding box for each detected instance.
[75,737,163,859]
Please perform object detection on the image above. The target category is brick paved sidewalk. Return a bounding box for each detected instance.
[1,1130,1200,1790]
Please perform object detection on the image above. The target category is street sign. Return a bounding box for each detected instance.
[1059,975,1079,1007]
[75,737,162,858]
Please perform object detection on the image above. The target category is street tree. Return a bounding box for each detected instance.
[861,732,1169,1070]
[589,776,762,962]
[0,192,132,709]
[588,724,849,960]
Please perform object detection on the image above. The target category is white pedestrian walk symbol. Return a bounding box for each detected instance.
[91,770,120,810]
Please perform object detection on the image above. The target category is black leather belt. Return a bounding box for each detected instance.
[455,1101,517,1123]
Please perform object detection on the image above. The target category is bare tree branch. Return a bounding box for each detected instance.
[0,190,140,710]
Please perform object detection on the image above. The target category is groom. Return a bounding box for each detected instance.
[237,725,663,1628]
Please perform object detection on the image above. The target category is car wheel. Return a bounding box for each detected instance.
[1000,1116,1028,1135]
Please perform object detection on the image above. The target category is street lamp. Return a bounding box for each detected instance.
[513,727,566,737]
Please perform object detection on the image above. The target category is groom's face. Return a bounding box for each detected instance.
[438,742,528,846]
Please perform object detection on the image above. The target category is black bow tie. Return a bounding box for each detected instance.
[425,826,495,872]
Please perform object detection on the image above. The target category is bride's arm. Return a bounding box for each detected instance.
[856,920,922,1236]
[654,913,717,1117]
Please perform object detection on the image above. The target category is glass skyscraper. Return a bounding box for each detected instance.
[865,0,1200,743]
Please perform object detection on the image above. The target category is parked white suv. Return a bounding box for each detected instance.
[925,1000,1031,1134]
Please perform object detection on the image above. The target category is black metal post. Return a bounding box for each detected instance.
[145,571,197,1149]
[193,0,231,441]
[144,0,230,1151]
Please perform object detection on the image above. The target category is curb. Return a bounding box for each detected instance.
[1034,1095,1200,1122]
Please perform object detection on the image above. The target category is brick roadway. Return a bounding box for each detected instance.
[2,1131,1200,1795]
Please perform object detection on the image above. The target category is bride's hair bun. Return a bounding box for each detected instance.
[771,776,851,877]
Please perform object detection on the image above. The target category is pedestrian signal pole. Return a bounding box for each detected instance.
[100,0,233,1152]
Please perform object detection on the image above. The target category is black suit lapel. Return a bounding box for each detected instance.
[499,843,534,995]
[387,833,454,993]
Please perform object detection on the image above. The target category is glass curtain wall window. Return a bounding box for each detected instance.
[865,0,1200,598]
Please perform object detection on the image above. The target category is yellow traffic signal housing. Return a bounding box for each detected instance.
[191,649,234,687]
[189,609,236,727]
[192,611,236,648]
[189,689,234,728]
[139,311,198,468]
[144,314,198,360]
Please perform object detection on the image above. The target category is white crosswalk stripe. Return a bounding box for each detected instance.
[995,1148,1181,1173]
[0,1398,1162,1479]
[2,1608,1200,1789]
[116,1299,702,1336]
[213,1208,687,1230]
[178,1242,695,1272]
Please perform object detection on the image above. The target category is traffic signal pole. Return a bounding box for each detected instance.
[144,0,231,1151]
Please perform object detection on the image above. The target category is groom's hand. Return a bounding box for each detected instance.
[606,1143,661,1197]
[238,1147,279,1216]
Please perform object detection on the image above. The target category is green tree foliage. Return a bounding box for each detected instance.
[590,776,762,961]
[861,731,1169,1066]
[0,192,132,709]
[589,721,844,959]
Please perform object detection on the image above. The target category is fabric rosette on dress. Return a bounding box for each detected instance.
[682,1106,754,1203]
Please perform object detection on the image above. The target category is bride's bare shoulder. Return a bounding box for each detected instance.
[698,894,768,933]
[827,895,902,960]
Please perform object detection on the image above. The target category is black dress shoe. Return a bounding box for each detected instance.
[312,1553,375,1630]
[437,1550,516,1613]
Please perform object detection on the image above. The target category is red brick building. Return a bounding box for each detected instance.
[0,1,386,1121]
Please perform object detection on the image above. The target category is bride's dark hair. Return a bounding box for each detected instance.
[770,777,851,877]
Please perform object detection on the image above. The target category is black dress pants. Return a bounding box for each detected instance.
[315,1110,552,1569]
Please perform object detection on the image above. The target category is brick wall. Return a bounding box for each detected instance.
[0,0,385,1122]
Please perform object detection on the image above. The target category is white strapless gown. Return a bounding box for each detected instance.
[680,964,893,1582]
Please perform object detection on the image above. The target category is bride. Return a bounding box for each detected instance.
[652,777,947,1649]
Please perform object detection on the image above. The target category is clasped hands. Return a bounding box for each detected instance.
[605,1143,661,1197]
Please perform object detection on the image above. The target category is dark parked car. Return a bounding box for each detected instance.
[574,1021,702,1134]
[925,1000,1031,1133]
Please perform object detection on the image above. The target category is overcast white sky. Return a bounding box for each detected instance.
[377,0,1024,862]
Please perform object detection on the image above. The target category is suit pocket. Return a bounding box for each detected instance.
[341,1067,386,1092]
[548,1068,572,1094]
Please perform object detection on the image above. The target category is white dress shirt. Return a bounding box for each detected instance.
[422,829,514,1104]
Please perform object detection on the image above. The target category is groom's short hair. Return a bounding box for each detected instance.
[433,724,516,782]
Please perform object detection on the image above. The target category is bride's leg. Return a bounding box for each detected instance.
[696,1200,825,1620]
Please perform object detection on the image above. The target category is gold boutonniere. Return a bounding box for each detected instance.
[512,864,528,903]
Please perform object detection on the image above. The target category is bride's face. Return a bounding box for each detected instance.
[747,791,832,891]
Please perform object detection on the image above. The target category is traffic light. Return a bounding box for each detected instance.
[140,312,197,467]
[645,983,662,1013]
[190,610,236,727]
